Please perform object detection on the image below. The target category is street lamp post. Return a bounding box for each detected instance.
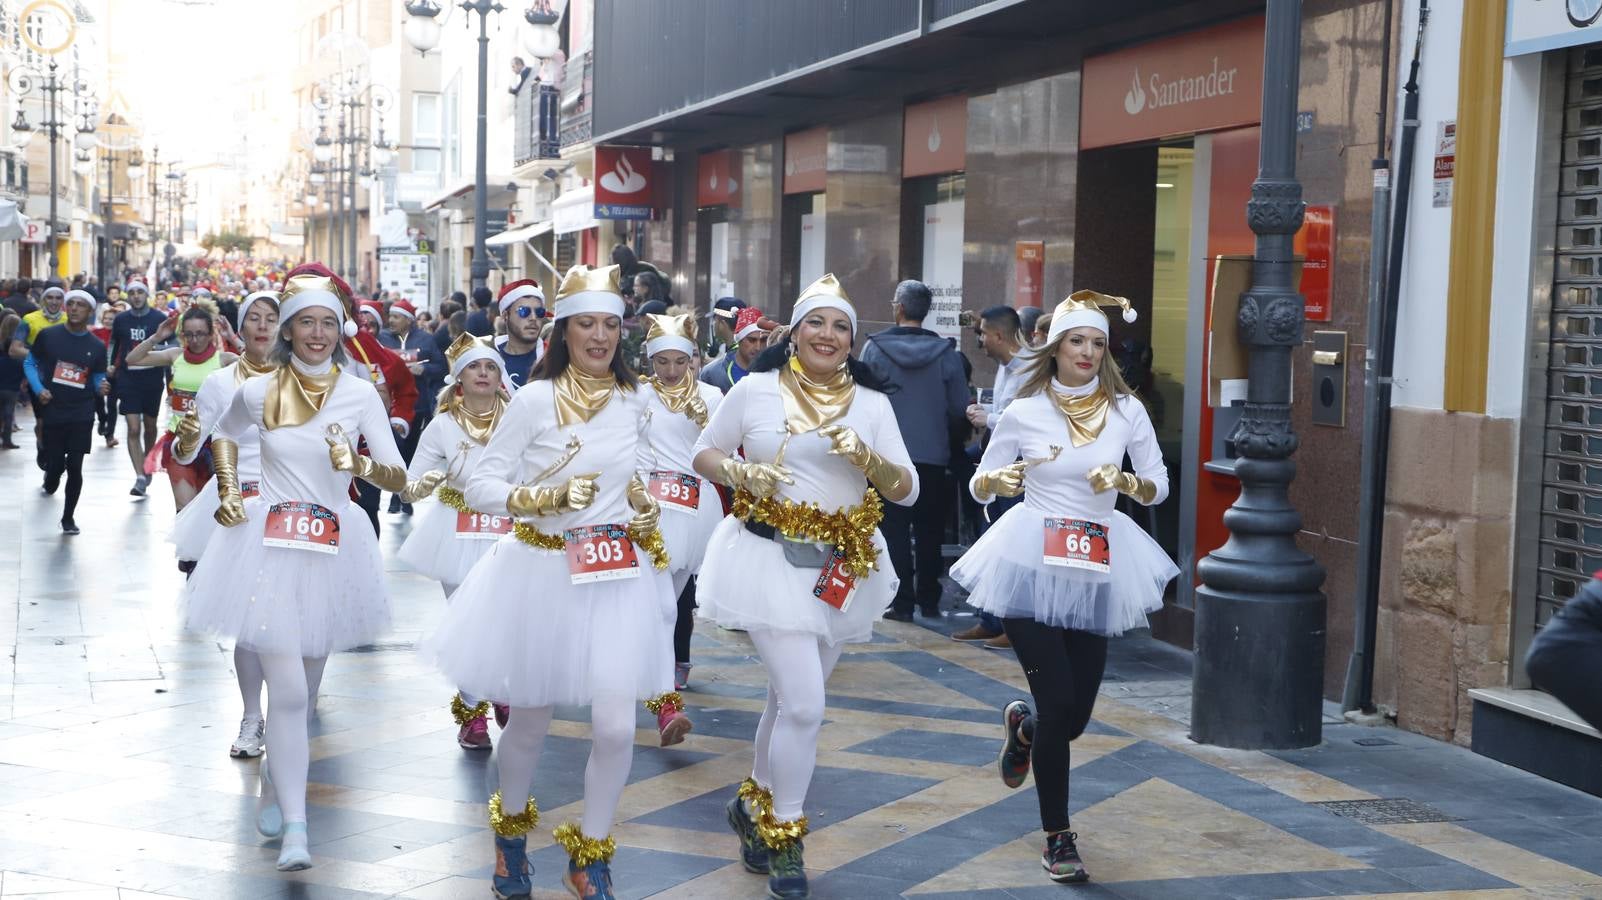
[1190,0,1328,751]
[8,58,85,279]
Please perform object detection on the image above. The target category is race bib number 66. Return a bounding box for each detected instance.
[263,501,341,554]
[1043,517,1110,573]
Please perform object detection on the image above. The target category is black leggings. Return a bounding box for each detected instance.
[1003,617,1109,834]
[673,577,698,664]
[41,421,90,521]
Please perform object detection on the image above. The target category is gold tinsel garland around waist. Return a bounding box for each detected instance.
[732,487,883,580]
[512,519,671,571]
[436,484,473,513]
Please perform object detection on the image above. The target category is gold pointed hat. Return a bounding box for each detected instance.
[553,264,625,320]
[644,312,698,358]
[443,331,511,390]
[1046,289,1137,343]
[790,273,856,333]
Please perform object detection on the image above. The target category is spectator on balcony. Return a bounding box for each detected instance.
[509,57,533,97]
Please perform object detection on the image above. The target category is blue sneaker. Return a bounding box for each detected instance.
[563,857,616,898]
[726,795,769,874]
[492,833,532,899]
[276,822,311,871]
[766,838,809,899]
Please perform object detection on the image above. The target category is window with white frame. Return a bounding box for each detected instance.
[412,91,442,175]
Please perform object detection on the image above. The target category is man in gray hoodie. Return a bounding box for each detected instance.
[861,280,971,620]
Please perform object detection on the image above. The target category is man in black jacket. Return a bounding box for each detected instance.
[860,280,970,620]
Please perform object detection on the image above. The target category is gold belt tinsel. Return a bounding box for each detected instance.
[513,520,671,571]
[436,483,471,513]
[732,487,884,579]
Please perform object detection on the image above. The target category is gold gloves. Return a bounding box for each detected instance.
[508,473,600,517]
[973,461,1028,501]
[713,456,794,500]
[626,475,661,534]
[818,424,910,501]
[1086,463,1158,504]
[399,470,448,504]
[325,434,409,493]
[686,393,708,428]
[173,409,204,462]
[212,438,247,527]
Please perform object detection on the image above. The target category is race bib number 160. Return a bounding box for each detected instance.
[263,501,341,554]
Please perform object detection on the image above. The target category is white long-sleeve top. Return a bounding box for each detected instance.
[216,367,404,509]
[176,362,267,481]
[986,354,1024,429]
[464,378,652,531]
[406,410,486,494]
[970,378,1168,517]
[641,380,724,474]
[693,369,920,509]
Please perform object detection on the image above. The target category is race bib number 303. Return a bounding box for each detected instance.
[648,470,700,514]
[563,523,641,585]
[263,501,341,554]
[1043,517,1111,573]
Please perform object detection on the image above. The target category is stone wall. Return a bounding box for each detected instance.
[1374,407,1517,745]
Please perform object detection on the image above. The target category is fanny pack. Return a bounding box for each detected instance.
[744,519,833,568]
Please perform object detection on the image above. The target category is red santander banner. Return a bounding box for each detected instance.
[698,150,741,208]
[593,146,655,220]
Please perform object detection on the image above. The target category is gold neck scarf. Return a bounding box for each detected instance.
[263,364,341,431]
[1049,381,1110,448]
[648,375,706,427]
[778,356,855,435]
[552,367,617,427]
[233,355,277,386]
[449,394,508,444]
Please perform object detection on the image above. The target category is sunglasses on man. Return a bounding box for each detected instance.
[514,305,545,319]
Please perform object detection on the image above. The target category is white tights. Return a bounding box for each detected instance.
[496,694,637,838]
[235,646,263,718]
[259,653,328,825]
[441,582,483,708]
[748,629,845,821]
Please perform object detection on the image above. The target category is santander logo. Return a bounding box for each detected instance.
[1123,57,1239,116]
[600,153,647,194]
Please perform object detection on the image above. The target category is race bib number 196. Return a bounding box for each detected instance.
[1043,517,1110,573]
[563,524,641,585]
[263,501,341,554]
[456,510,512,540]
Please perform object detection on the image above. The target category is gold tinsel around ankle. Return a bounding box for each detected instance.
[644,691,684,715]
[736,777,772,817]
[488,791,539,837]
[756,806,809,850]
[552,822,618,866]
[451,692,492,726]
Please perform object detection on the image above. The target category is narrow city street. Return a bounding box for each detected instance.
[0,431,1598,899]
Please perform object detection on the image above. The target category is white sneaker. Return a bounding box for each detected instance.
[230,714,265,759]
[129,475,147,497]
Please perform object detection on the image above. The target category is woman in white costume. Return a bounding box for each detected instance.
[397,332,512,751]
[952,290,1178,885]
[692,274,918,900]
[167,289,280,761]
[637,311,723,746]
[182,268,422,872]
[421,264,671,900]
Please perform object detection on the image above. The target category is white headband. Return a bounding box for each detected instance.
[63,289,95,308]
[279,288,356,338]
[237,290,280,330]
[42,286,64,298]
[790,294,857,335]
[449,343,502,381]
[646,335,696,358]
[500,283,545,312]
[552,291,624,321]
[1046,305,1137,345]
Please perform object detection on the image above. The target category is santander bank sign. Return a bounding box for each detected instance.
[1081,16,1264,150]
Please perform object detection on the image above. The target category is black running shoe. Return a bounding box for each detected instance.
[1042,830,1089,883]
[60,518,79,535]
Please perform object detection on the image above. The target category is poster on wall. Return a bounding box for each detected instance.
[1014,241,1044,308]
[378,248,432,310]
[922,199,964,339]
[1507,0,1602,56]
[1296,205,1334,322]
[799,212,825,288]
[1432,120,1455,209]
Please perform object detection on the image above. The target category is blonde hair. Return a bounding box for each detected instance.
[1014,328,1135,412]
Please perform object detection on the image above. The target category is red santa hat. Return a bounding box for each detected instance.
[356,300,385,325]
[733,306,768,343]
[498,279,545,313]
[390,299,418,320]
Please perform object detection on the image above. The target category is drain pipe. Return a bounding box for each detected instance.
[1343,0,1430,714]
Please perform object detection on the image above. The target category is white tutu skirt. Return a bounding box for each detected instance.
[182,497,392,657]
[696,518,894,646]
[951,506,1177,636]
[169,476,221,561]
[418,537,675,707]
[397,499,498,586]
[659,481,725,575]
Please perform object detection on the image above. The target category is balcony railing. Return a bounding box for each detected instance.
[558,51,591,152]
[513,81,562,167]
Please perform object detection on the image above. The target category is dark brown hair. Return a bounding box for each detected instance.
[531,316,638,389]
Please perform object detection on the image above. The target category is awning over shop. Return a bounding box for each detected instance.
[424,177,518,213]
[552,186,596,235]
[0,199,29,241]
[486,220,553,246]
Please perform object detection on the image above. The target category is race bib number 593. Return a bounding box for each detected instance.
[263,501,341,554]
[648,470,700,514]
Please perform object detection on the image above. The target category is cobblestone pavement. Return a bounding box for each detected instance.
[3,432,1602,899]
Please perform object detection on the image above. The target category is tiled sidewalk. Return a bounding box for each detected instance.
[2,434,1600,898]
